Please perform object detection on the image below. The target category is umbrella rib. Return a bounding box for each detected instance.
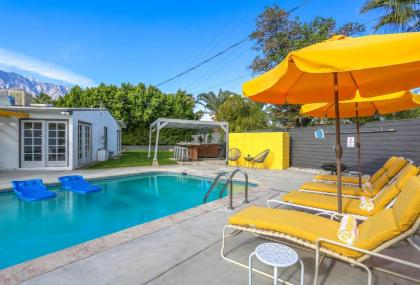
[284,72,305,104]
[349,71,360,89]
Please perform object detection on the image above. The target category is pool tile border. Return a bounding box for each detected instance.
[0,169,262,285]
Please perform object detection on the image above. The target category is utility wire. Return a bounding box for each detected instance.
[156,0,309,88]
[156,36,249,87]
[193,73,251,95]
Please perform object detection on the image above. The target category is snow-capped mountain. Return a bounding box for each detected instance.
[0,70,70,99]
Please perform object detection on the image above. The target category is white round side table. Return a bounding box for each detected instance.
[248,242,304,285]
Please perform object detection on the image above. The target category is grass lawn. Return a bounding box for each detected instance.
[87,150,176,169]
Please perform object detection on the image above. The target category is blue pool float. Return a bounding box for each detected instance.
[12,179,57,201]
[58,175,102,194]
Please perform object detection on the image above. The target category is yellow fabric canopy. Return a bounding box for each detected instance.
[301,90,420,118]
[243,33,420,104]
[0,109,29,118]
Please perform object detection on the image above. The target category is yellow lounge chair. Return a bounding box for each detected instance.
[312,156,400,185]
[221,176,420,285]
[267,165,419,220]
[300,157,409,197]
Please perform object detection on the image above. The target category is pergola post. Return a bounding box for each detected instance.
[152,122,160,166]
[221,123,229,163]
[147,125,153,158]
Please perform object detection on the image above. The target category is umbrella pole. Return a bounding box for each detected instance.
[355,104,362,187]
[333,73,343,213]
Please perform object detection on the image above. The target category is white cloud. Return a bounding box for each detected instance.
[0,48,95,86]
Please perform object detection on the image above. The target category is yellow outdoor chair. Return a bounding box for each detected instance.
[300,157,409,197]
[221,176,420,285]
[313,156,400,186]
[267,165,419,220]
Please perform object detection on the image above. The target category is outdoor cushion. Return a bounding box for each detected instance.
[384,157,408,178]
[282,190,375,216]
[356,209,400,255]
[370,167,387,184]
[392,176,420,232]
[383,156,399,169]
[301,182,363,196]
[372,184,400,211]
[394,165,419,189]
[313,174,368,184]
[300,174,389,198]
[228,206,401,258]
[228,206,358,256]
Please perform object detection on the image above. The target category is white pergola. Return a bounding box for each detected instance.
[148,118,229,166]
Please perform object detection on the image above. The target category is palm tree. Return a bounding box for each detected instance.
[196,89,236,120]
[360,0,420,32]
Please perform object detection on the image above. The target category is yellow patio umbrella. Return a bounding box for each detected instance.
[243,32,420,213]
[301,90,420,187]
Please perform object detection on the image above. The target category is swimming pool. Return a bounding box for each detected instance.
[0,172,254,269]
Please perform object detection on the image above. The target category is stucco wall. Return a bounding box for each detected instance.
[0,116,20,169]
[0,109,121,170]
[72,110,121,168]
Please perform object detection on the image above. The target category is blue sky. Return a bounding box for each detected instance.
[0,0,375,95]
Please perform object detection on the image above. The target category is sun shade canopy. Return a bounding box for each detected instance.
[148,118,229,166]
[301,90,420,118]
[243,33,420,104]
[149,118,228,130]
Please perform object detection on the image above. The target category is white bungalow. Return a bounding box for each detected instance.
[0,106,123,170]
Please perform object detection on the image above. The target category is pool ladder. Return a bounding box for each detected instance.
[202,168,249,210]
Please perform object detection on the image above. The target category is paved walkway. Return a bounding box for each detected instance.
[1,162,419,284]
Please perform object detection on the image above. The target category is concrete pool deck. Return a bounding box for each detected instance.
[0,162,419,284]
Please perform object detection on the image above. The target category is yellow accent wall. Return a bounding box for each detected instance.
[228,132,289,170]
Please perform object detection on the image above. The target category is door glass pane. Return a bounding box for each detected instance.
[23,121,43,163]
[47,122,66,163]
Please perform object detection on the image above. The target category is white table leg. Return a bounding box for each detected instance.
[299,259,304,285]
[248,252,255,285]
[273,266,278,285]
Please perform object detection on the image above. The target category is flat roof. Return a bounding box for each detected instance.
[0,106,105,112]
[150,118,228,130]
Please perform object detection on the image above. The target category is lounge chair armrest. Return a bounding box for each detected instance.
[315,238,420,270]
[314,212,339,221]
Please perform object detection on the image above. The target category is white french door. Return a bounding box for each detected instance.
[78,122,92,165]
[21,120,68,168]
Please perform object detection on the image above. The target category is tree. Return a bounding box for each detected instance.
[55,84,199,145]
[32,93,55,105]
[249,5,365,127]
[196,89,236,120]
[360,0,420,32]
[217,95,268,132]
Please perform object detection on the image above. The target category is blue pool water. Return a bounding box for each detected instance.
[0,172,254,269]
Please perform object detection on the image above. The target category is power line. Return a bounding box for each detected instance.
[155,36,249,87]
[193,73,251,95]
[156,0,309,88]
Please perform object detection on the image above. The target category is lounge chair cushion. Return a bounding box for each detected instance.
[313,174,368,184]
[372,184,400,210]
[301,174,389,198]
[283,190,376,216]
[370,168,387,184]
[301,182,363,196]
[394,165,419,189]
[383,156,399,169]
[228,206,353,253]
[228,206,402,258]
[356,209,400,254]
[392,176,420,231]
[384,158,408,178]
